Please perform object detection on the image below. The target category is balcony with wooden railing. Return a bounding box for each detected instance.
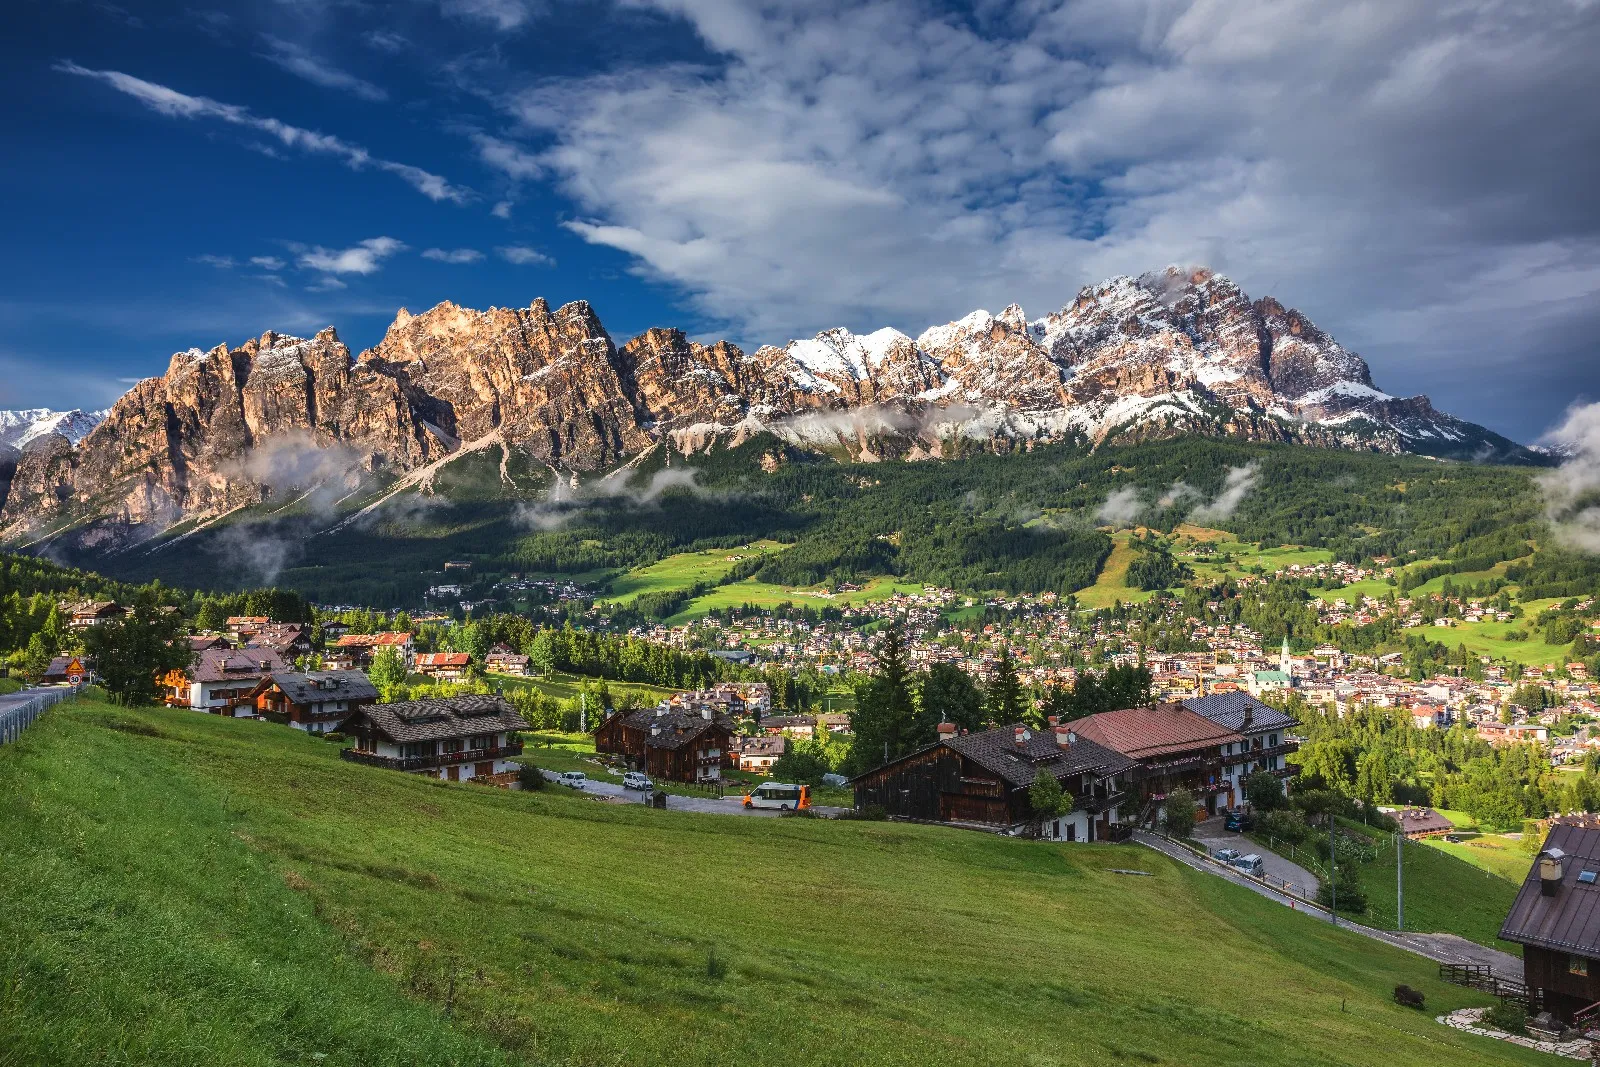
[340,740,524,772]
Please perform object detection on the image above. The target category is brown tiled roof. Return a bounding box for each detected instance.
[944,723,1135,788]
[1066,702,1243,760]
[417,652,471,668]
[358,695,528,743]
[334,632,411,648]
[1501,823,1600,956]
[614,706,735,751]
[191,647,287,683]
[267,670,378,706]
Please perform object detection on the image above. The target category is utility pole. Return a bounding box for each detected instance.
[1396,830,1404,932]
[579,692,586,734]
[1329,815,1338,927]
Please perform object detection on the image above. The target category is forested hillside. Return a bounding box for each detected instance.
[24,435,1582,609]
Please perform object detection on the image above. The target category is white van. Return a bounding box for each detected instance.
[622,771,653,790]
[557,771,587,789]
[1231,854,1265,876]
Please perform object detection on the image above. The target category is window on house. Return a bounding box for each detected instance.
[1571,956,1590,976]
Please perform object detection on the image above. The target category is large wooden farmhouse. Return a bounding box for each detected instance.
[340,695,528,782]
[247,670,378,734]
[850,723,1135,837]
[163,648,289,715]
[594,704,736,783]
[1066,702,1247,820]
[1500,822,1600,1024]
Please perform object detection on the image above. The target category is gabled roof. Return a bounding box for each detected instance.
[1501,823,1600,957]
[417,652,471,668]
[266,670,378,707]
[191,647,287,683]
[1066,702,1243,760]
[1182,692,1298,734]
[609,706,735,751]
[356,695,528,743]
[944,723,1135,788]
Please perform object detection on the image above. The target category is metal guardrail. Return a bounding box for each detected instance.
[0,686,75,746]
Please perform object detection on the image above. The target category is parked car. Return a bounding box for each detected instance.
[1224,810,1255,832]
[557,771,587,789]
[1213,847,1241,864]
[622,771,653,790]
[1230,854,1265,876]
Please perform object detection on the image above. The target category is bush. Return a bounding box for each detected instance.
[517,764,547,791]
[1164,789,1198,838]
[1257,809,1310,844]
[1244,770,1286,812]
[1482,1002,1526,1034]
[1316,866,1367,914]
[705,949,728,980]
[323,732,347,743]
[838,804,888,821]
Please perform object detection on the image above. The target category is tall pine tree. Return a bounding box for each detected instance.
[985,647,1025,724]
[849,626,917,771]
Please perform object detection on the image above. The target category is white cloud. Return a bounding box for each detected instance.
[193,254,235,269]
[295,237,405,275]
[491,200,513,219]
[1539,403,1600,553]
[259,36,387,101]
[362,29,410,53]
[307,276,348,291]
[1095,486,1145,526]
[422,247,484,263]
[498,245,553,266]
[472,133,543,180]
[440,0,545,31]
[1190,463,1261,523]
[56,61,468,203]
[495,0,1600,436]
[250,255,286,270]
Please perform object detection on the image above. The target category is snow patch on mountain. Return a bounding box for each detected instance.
[0,408,106,449]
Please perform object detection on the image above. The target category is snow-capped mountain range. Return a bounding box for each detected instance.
[0,266,1539,546]
[0,408,106,451]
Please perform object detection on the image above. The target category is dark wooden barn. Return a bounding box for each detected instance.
[1501,822,1600,1023]
[850,723,1133,829]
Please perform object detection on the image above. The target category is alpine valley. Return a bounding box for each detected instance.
[0,266,1548,598]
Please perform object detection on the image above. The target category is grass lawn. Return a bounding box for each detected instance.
[597,541,789,607]
[1445,619,1570,667]
[1338,823,1522,952]
[0,677,21,695]
[489,671,680,707]
[1421,836,1535,883]
[663,575,928,625]
[1313,579,1395,605]
[0,697,1546,1067]
[1075,534,1156,610]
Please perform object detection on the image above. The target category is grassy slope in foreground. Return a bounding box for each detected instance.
[0,700,1544,1067]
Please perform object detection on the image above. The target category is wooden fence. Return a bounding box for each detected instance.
[0,687,74,746]
[1439,963,1542,1012]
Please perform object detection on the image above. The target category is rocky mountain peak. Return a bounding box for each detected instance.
[0,270,1538,547]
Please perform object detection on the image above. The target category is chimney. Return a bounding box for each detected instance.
[1541,848,1566,896]
[936,722,957,743]
[702,707,712,720]
[1047,716,1059,727]
[1014,726,1028,747]
[1054,726,1076,748]
[651,724,661,736]
[1242,703,1254,730]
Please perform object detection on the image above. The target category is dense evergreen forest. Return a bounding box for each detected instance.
[15,434,1581,608]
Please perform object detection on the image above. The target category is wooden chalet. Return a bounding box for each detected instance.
[340,695,527,782]
[248,670,378,734]
[59,600,124,630]
[485,649,531,676]
[416,651,472,679]
[226,616,271,640]
[163,647,288,715]
[594,704,736,782]
[1066,703,1246,821]
[1501,823,1600,1024]
[734,734,786,773]
[330,631,413,668]
[850,723,1135,836]
[41,654,92,685]
[244,624,312,659]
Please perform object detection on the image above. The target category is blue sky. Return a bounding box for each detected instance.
[3,0,1598,443]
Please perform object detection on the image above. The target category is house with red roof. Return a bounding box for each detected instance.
[1066,702,1247,821]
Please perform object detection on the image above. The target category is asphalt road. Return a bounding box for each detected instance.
[1192,817,1321,897]
[1134,830,1521,975]
[538,769,848,818]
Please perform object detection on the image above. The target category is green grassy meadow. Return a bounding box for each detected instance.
[0,697,1547,1066]
[488,670,680,707]
[1342,829,1523,952]
[597,541,789,607]
[1074,534,1156,610]
[1421,836,1536,883]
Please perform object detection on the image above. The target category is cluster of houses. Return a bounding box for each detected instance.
[592,682,776,782]
[851,691,1298,838]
